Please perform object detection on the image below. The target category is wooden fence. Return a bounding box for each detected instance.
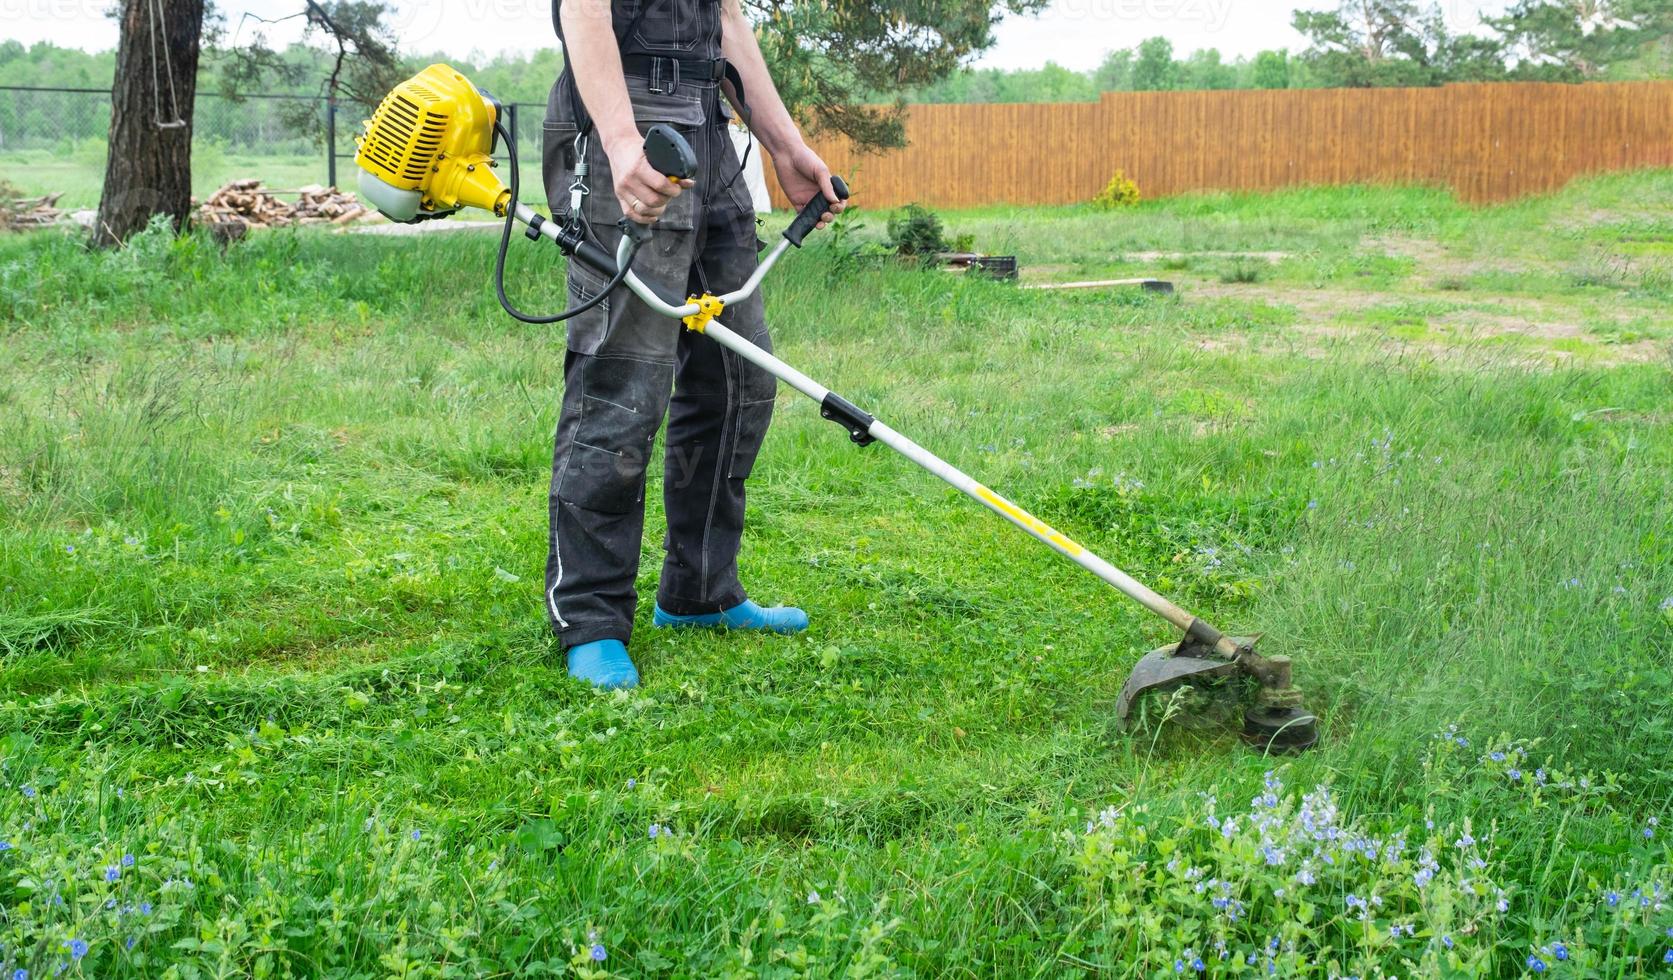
[767,81,1673,210]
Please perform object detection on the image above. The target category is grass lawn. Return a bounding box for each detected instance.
[1,172,1671,976]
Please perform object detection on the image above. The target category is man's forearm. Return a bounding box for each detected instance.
[719,0,804,158]
[559,0,640,153]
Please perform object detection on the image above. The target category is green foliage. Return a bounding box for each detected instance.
[748,0,1049,148]
[1490,0,1673,81]
[1219,255,1269,283]
[0,41,115,88]
[885,203,949,255]
[906,0,1667,103]
[1252,49,1294,89]
[1092,170,1142,210]
[1067,739,1668,975]
[1132,36,1180,91]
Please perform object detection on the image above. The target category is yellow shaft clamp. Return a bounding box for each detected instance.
[682,294,724,333]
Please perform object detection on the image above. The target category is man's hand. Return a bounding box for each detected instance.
[772,143,847,230]
[605,139,696,226]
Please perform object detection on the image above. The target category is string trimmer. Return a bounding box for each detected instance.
[352,64,1320,753]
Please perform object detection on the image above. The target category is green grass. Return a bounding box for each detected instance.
[1,172,1671,976]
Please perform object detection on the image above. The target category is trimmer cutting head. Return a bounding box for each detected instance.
[1117,632,1319,753]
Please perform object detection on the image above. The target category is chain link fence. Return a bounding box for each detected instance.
[0,85,548,204]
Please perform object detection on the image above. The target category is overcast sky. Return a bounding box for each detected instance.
[5,0,1512,71]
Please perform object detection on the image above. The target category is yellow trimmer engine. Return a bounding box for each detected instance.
[354,63,511,222]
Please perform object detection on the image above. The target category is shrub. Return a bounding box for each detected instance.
[1093,170,1141,210]
[1220,255,1269,284]
[885,203,948,256]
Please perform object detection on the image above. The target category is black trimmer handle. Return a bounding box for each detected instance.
[783,175,850,247]
[644,124,698,182]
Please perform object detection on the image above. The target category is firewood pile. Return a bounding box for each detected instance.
[0,191,65,230]
[196,180,369,230]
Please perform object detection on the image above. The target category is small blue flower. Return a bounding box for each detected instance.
[104,865,121,883]
[125,936,136,951]
[648,823,662,839]
[139,901,152,915]
[68,939,88,960]
[21,786,36,799]
[625,778,636,789]
[1508,769,1522,781]
[1173,960,1184,974]
[1663,948,1673,964]
[0,840,11,851]
[1606,891,1621,907]
[1489,752,1506,762]
[122,853,135,867]
[1526,954,1546,972]
[1191,958,1205,972]
[1442,935,1454,949]
[65,544,76,555]
[1551,942,1568,961]
[1645,827,1655,839]
[410,830,421,841]
[590,944,607,963]
[14,969,29,980]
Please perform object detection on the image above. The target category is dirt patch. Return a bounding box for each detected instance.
[1362,234,1447,263]
[1126,250,1293,263]
[1183,283,1670,366]
[1362,233,1546,283]
[1185,283,1388,318]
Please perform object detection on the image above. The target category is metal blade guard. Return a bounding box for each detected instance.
[1117,620,1319,754]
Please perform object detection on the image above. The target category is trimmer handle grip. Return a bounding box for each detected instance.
[783,175,849,247]
[644,124,697,182]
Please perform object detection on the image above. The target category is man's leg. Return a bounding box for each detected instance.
[546,349,674,650]
[543,117,698,667]
[654,137,803,631]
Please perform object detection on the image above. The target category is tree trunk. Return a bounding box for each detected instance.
[91,0,204,248]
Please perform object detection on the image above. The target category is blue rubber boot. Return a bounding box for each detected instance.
[566,639,640,690]
[652,599,809,635]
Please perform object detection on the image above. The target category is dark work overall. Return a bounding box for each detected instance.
[541,0,772,649]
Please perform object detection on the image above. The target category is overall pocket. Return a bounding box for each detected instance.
[625,0,720,54]
[562,261,614,358]
[557,360,667,513]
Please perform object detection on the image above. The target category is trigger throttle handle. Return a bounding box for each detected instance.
[783,175,850,248]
